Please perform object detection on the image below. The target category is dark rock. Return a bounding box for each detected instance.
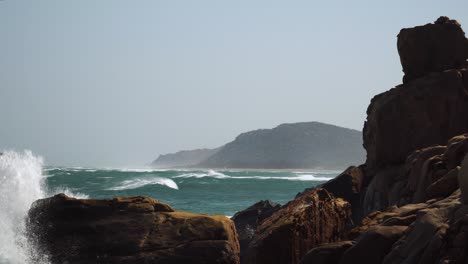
[231,200,280,262]
[27,194,240,264]
[426,167,460,200]
[459,154,468,204]
[363,69,468,174]
[299,241,354,264]
[340,226,407,264]
[244,188,351,264]
[398,16,468,83]
[320,166,365,224]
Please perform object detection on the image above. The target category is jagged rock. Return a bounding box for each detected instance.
[363,69,468,174]
[398,16,468,83]
[299,241,354,264]
[231,200,280,262]
[321,166,365,223]
[345,192,465,263]
[27,194,240,264]
[244,189,351,264]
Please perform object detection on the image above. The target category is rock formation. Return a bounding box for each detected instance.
[28,195,240,264]
[398,16,468,83]
[231,200,281,262]
[244,189,351,264]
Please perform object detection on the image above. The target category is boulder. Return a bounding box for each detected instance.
[363,69,468,173]
[340,226,407,264]
[299,241,354,264]
[397,16,468,83]
[231,200,280,262]
[27,194,240,264]
[321,166,365,223]
[244,188,351,264]
[426,167,460,200]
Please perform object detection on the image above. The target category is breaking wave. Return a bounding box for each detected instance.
[107,177,179,191]
[173,170,332,181]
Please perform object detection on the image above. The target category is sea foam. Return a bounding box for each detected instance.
[107,177,179,191]
[0,151,48,264]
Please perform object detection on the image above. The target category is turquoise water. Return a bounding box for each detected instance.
[43,167,339,216]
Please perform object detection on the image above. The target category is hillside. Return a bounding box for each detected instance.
[197,122,365,169]
[150,148,220,168]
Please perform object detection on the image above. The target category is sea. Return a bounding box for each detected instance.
[0,150,340,263]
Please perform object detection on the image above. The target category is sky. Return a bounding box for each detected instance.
[1,1,467,167]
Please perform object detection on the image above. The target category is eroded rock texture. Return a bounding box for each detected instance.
[244,189,351,264]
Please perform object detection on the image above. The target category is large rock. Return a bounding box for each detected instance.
[299,241,354,264]
[344,191,466,264]
[231,200,280,262]
[398,16,468,83]
[27,194,240,264]
[363,69,468,173]
[244,188,351,264]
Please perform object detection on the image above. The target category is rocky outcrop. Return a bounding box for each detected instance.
[27,194,240,264]
[244,189,351,264]
[342,190,465,264]
[231,200,281,262]
[198,122,365,169]
[398,16,468,83]
[363,69,468,173]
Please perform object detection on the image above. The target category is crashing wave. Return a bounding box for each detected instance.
[107,177,179,191]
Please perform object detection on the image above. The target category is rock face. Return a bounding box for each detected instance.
[343,190,465,264]
[231,200,281,262]
[244,189,351,264]
[363,69,468,173]
[28,194,240,264]
[398,16,468,83]
[198,122,365,169]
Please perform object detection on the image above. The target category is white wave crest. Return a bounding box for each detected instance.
[49,187,89,199]
[174,169,230,179]
[0,150,49,264]
[107,177,179,191]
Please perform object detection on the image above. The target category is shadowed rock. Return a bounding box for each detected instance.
[27,194,240,264]
[231,200,280,262]
[398,16,468,83]
[244,189,351,264]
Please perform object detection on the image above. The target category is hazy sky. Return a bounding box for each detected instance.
[1,1,467,167]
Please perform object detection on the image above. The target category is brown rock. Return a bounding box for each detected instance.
[244,188,351,264]
[397,16,468,83]
[363,69,468,173]
[340,226,407,264]
[321,166,365,223]
[299,241,354,264]
[426,167,460,200]
[231,200,280,262]
[27,194,240,264]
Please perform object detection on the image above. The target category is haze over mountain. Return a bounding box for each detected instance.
[151,122,365,169]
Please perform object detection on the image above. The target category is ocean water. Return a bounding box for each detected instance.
[44,167,339,216]
[0,150,339,263]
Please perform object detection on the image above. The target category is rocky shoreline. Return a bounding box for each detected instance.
[27,17,468,264]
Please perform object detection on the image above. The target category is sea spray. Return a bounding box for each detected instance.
[0,151,48,264]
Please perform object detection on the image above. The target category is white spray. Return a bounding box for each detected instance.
[0,151,48,264]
